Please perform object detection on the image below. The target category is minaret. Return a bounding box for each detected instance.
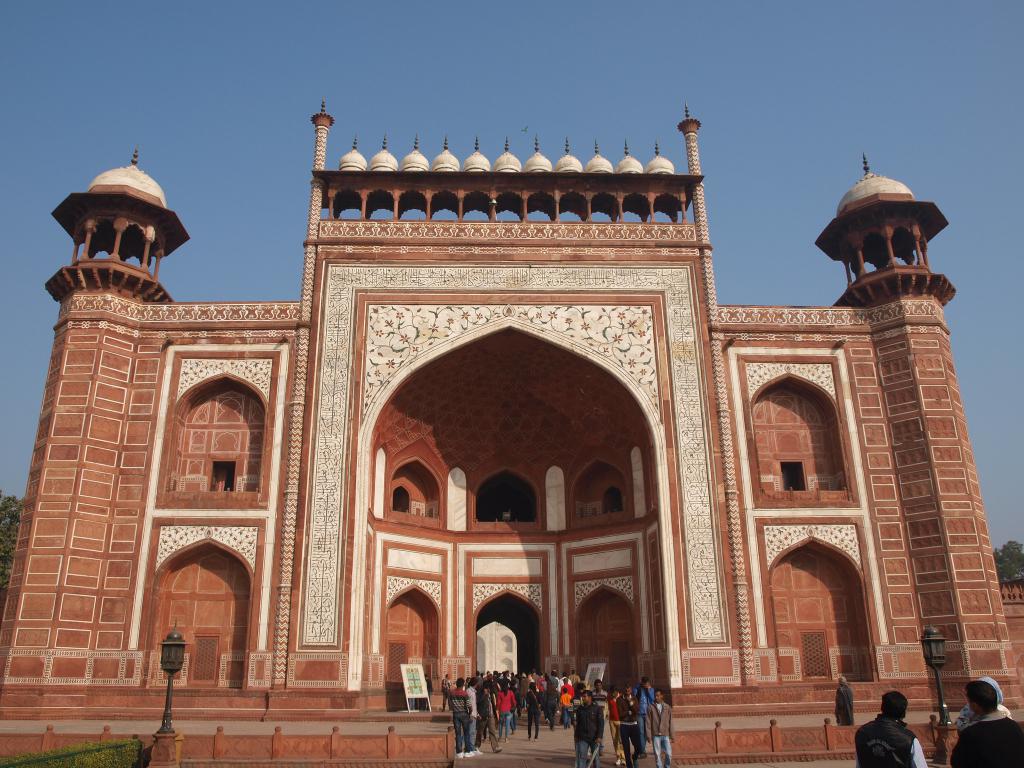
[47,149,189,302]
[815,156,953,307]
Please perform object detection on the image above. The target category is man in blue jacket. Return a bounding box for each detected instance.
[633,676,656,758]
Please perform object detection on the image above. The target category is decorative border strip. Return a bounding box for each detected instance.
[472,583,543,611]
[573,576,635,608]
[61,294,299,323]
[155,525,259,570]
[745,362,835,400]
[319,220,697,242]
[177,358,273,401]
[386,576,442,608]
[763,524,861,568]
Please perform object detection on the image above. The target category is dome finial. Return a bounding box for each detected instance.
[684,102,690,119]
[862,153,870,175]
[382,133,388,150]
[624,140,630,156]
[504,136,510,152]
[534,134,540,153]
[654,140,661,156]
[130,146,139,166]
[443,135,449,151]
[352,134,358,150]
[320,98,327,114]
[564,137,571,154]
[594,140,600,155]
[413,134,419,150]
[475,135,480,151]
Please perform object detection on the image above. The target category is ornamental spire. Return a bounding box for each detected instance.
[862,153,871,175]
[130,146,139,166]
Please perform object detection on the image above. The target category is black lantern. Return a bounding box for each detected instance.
[158,628,186,734]
[920,625,951,726]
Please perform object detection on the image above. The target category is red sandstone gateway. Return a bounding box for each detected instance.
[1,103,1018,718]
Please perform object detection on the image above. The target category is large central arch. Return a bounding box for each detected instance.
[353,318,687,690]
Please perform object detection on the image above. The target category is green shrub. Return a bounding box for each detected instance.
[0,738,142,768]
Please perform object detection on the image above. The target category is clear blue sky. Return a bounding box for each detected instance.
[1,2,1021,543]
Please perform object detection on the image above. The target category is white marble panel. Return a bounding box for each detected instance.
[472,557,543,577]
[572,548,631,574]
[387,548,443,574]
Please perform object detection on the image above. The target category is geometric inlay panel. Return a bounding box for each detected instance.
[365,304,658,410]
[745,362,835,400]
[386,576,442,608]
[763,524,861,568]
[177,358,273,401]
[574,576,635,608]
[472,583,543,611]
[155,525,259,570]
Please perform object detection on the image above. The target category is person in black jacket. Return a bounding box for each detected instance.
[951,679,1024,768]
[573,689,605,768]
[854,691,927,768]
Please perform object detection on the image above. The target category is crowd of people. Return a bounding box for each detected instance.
[440,668,1022,768]
[441,668,672,767]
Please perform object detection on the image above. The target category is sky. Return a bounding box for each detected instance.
[0,1,1021,543]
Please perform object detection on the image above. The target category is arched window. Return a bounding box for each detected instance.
[476,472,536,523]
[398,190,427,220]
[462,191,491,221]
[390,460,440,519]
[862,232,888,270]
[892,227,916,265]
[751,380,847,501]
[170,381,265,494]
[574,460,628,518]
[495,192,523,221]
[590,193,618,222]
[558,192,587,221]
[526,192,556,221]
[622,193,651,222]
[653,194,682,223]
[366,190,395,220]
[333,189,362,219]
[430,190,459,221]
[391,486,410,513]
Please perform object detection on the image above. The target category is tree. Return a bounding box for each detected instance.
[994,540,1024,583]
[0,491,22,589]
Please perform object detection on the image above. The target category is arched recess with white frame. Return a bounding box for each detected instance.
[355,317,685,688]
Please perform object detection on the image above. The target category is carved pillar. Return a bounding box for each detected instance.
[271,101,333,685]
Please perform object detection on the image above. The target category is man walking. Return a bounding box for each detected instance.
[448,678,473,758]
[545,668,561,730]
[835,676,854,726]
[633,677,655,758]
[574,689,605,768]
[474,679,503,754]
[607,686,626,766]
[441,673,452,712]
[951,679,1024,768]
[618,688,644,768]
[645,689,673,768]
[854,691,927,768]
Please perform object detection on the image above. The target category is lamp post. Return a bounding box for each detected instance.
[920,625,950,725]
[158,628,186,734]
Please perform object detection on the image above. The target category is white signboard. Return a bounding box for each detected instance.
[584,662,607,689]
[400,663,431,712]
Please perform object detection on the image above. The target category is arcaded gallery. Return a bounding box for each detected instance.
[0,103,1018,717]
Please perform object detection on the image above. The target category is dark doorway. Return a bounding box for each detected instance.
[476,472,536,522]
[476,593,540,673]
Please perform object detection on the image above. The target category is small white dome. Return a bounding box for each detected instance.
[431,137,460,172]
[585,142,613,174]
[88,150,167,207]
[494,138,522,173]
[554,138,583,173]
[837,156,914,214]
[463,137,491,172]
[523,136,552,173]
[339,137,367,171]
[645,142,675,174]
[400,136,429,172]
[615,142,643,174]
[369,136,398,172]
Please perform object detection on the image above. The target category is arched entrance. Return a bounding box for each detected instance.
[476,593,540,673]
[385,589,439,686]
[769,543,870,680]
[577,588,636,687]
[155,545,250,688]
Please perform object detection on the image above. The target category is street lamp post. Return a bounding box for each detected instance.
[921,625,952,766]
[158,628,186,734]
[920,625,950,725]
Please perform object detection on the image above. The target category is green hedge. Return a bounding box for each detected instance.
[0,738,142,768]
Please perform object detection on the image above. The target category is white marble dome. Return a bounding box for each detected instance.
[523,136,552,173]
[645,142,675,174]
[837,158,914,214]
[400,136,429,172]
[88,152,167,207]
[463,137,491,172]
[339,137,367,171]
[369,137,398,172]
[554,139,582,173]
[615,142,643,174]
[431,137,460,172]
[494,139,522,173]
[585,142,613,174]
